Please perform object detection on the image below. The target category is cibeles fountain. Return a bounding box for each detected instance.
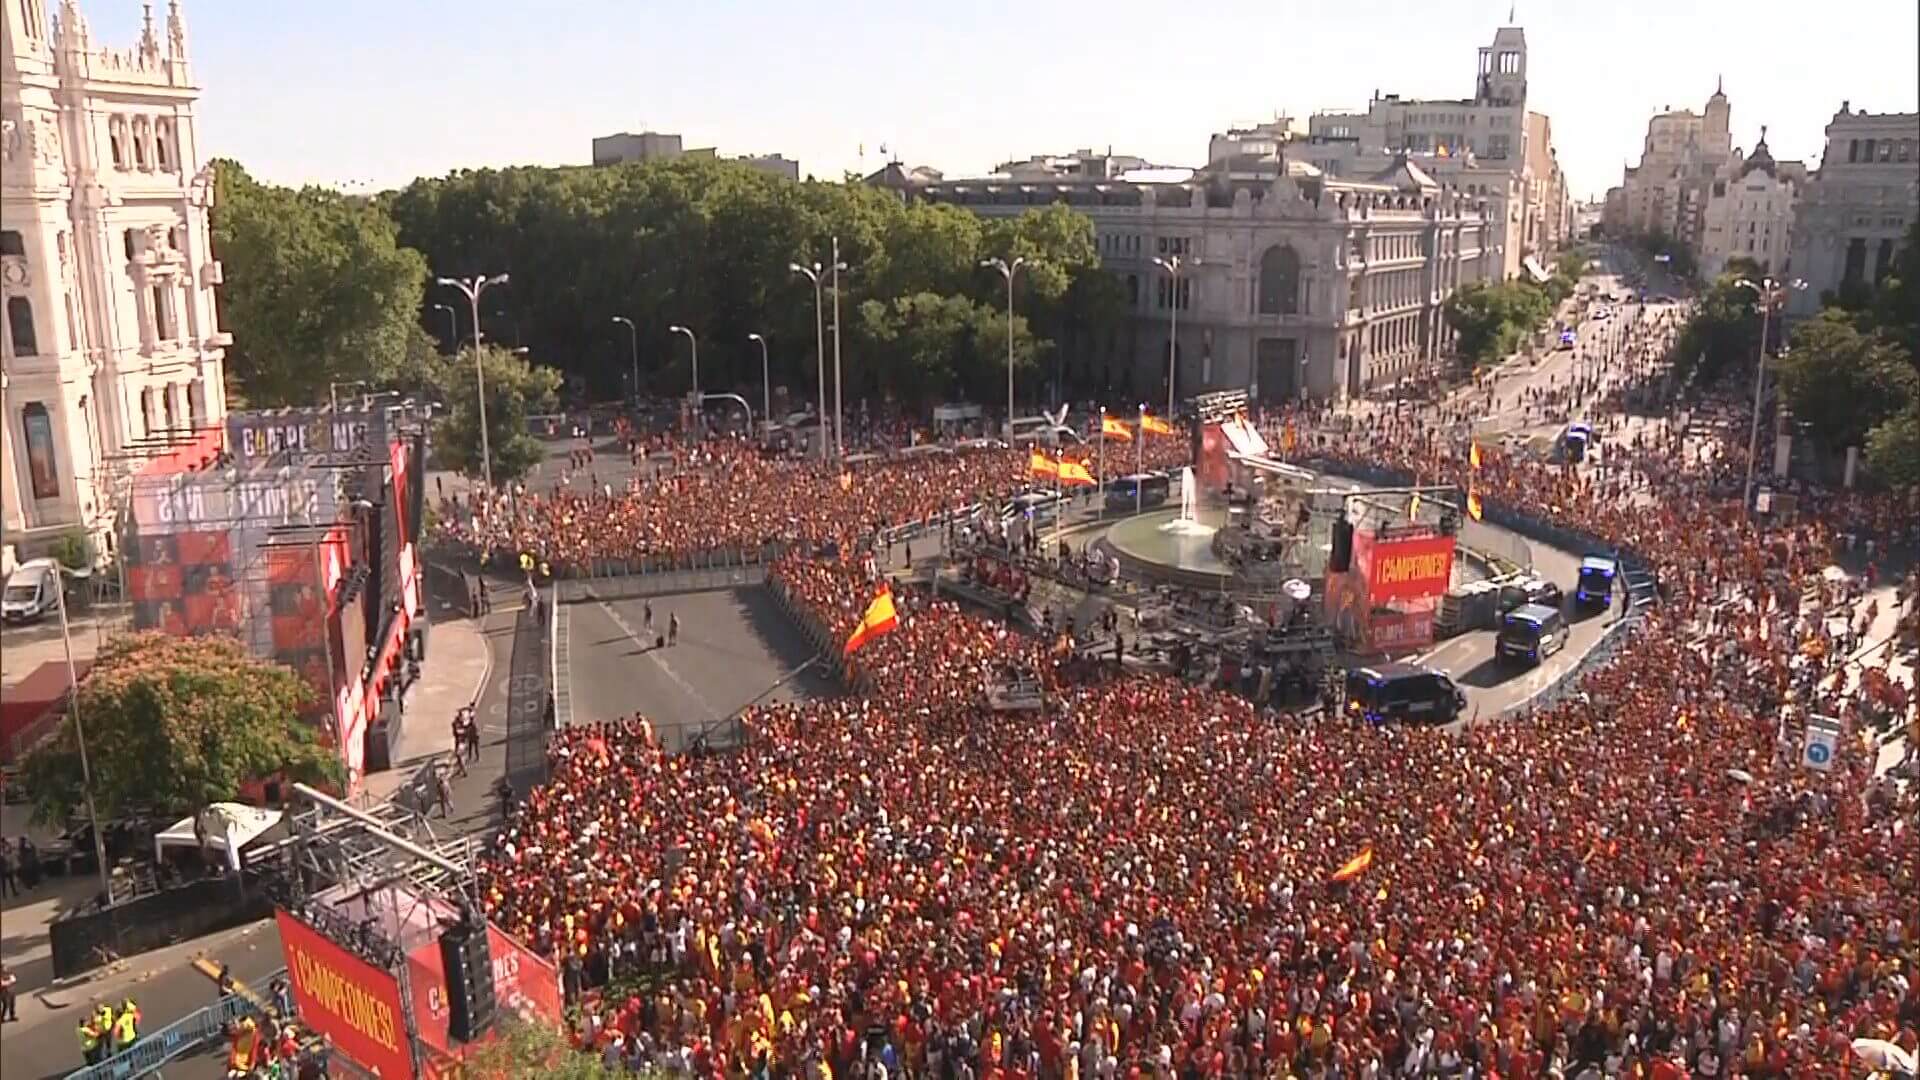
[1100,466,1236,589]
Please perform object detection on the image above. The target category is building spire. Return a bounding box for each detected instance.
[167,0,188,60]
[1507,2,1515,23]
[140,3,159,57]
[1716,74,1723,95]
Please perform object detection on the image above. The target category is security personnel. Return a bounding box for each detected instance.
[78,1004,106,1065]
[112,996,141,1052]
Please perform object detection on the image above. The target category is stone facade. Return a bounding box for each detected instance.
[883,159,1494,405]
[1698,131,1804,281]
[1785,104,1920,317]
[1605,82,1737,250]
[2,0,229,568]
[592,129,799,180]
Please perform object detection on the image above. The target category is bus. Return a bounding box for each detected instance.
[1105,473,1171,513]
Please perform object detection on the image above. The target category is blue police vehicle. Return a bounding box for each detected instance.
[1496,603,1570,665]
[1574,555,1619,610]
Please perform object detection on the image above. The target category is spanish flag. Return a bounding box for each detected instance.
[1058,459,1097,487]
[1140,413,1175,437]
[1469,441,1483,471]
[1330,846,1374,883]
[1029,450,1058,477]
[1467,490,1484,522]
[844,584,899,655]
[1101,415,1134,441]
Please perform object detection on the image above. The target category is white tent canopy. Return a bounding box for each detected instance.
[153,802,284,873]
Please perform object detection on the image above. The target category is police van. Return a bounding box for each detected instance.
[1574,555,1619,610]
[1343,662,1466,726]
[1496,603,1569,665]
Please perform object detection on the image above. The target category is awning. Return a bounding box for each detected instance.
[1522,255,1551,284]
[154,802,284,873]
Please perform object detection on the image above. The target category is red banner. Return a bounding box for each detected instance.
[1368,608,1436,652]
[408,919,566,1075]
[276,910,415,1079]
[1359,532,1456,605]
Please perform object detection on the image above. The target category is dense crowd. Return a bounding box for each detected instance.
[475,305,1917,1078]
[431,438,1192,576]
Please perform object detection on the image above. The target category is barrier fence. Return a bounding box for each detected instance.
[503,601,552,798]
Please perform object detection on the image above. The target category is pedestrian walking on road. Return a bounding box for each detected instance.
[434,769,454,818]
[0,844,16,897]
[644,600,654,635]
[0,962,18,1022]
[668,613,680,647]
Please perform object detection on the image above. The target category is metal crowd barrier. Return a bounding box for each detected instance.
[63,976,282,1080]
[553,541,789,603]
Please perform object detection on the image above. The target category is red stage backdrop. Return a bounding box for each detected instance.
[276,910,415,1079]
[1359,532,1456,605]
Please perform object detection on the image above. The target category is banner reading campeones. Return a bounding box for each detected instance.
[1357,532,1457,605]
[276,910,415,1079]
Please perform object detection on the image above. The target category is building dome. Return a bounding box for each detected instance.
[1740,126,1777,178]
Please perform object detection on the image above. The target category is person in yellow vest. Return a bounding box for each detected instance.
[112,996,140,1053]
[77,1009,105,1066]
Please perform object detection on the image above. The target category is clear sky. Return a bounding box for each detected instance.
[85,0,1920,200]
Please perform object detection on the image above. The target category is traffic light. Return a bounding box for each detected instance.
[438,915,496,1043]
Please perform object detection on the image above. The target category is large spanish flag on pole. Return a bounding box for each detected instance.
[1101,415,1135,441]
[1058,458,1097,487]
[844,584,900,655]
[1029,449,1059,477]
[1141,413,1175,437]
[1329,845,1375,883]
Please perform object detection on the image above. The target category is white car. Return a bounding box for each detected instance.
[1,558,62,624]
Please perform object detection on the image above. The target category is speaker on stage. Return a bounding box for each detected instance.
[1329,518,1354,572]
[439,916,497,1043]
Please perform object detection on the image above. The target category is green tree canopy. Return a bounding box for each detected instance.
[429,344,563,482]
[1863,403,1920,486]
[211,160,433,406]
[457,1020,627,1079]
[1778,311,1920,450]
[1672,274,1763,384]
[1443,281,1555,370]
[21,633,342,825]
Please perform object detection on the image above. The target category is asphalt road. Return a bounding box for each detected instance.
[565,587,831,749]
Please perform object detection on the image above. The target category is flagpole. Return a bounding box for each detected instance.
[1098,410,1106,522]
[1136,405,1144,516]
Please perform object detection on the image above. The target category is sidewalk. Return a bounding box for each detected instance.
[360,606,495,806]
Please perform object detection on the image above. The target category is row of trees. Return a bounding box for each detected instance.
[210,157,1123,472]
[1440,249,1590,370]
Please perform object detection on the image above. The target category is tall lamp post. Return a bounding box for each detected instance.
[432,303,457,350]
[611,316,640,402]
[830,238,846,460]
[747,333,771,436]
[668,325,699,433]
[52,568,110,900]
[790,255,842,462]
[981,256,1026,439]
[1733,276,1806,516]
[436,274,510,491]
[1152,255,1189,421]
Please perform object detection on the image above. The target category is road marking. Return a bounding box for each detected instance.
[595,599,723,722]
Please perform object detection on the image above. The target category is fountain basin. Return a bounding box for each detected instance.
[1100,509,1233,589]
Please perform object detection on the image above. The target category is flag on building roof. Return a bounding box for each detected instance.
[843,584,900,655]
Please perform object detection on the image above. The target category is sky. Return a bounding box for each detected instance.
[79,0,1920,201]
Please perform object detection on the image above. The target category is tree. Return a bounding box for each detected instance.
[1554,249,1590,282]
[456,1020,626,1079]
[1672,275,1762,384]
[1864,403,1920,486]
[211,161,432,406]
[1868,220,1920,358]
[1443,281,1552,370]
[21,633,343,826]
[429,345,563,483]
[1778,311,1920,450]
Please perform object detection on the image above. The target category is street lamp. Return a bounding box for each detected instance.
[980,256,1026,439]
[52,566,110,900]
[1733,276,1807,516]
[789,260,834,462]
[435,273,510,491]
[1152,255,1190,421]
[432,303,456,350]
[611,316,639,402]
[668,320,698,401]
[747,333,771,436]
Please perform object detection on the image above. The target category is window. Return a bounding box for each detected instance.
[162,383,177,430]
[1862,139,1876,163]
[189,380,206,429]
[1876,239,1896,281]
[1843,237,1868,285]
[140,387,156,436]
[0,230,22,256]
[1258,245,1302,315]
[109,117,127,168]
[155,120,173,171]
[132,118,150,169]
[152,283,171,340]
[64,292,77,346]
[1498,50,1520,74]
[124,229,138,260]
[21,402,60,499]
[5,296,36,356]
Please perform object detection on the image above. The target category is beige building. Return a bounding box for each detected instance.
[1306,25,1571,282]
[873,150,1496,404]
[1698,130,1805,280]
[3,0,230,569]
[1608,82,1736,250]
[1785,103,1920,317]
[591,129,798,180]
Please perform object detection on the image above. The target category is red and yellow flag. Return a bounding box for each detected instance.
[1140,413,1175,437]
[1028,450,1058,477]
[844,584,899,655]
[1469,441,1483,471]
[1282,422,1297,454]
[1467,490,1484,522]
[1100,415,1135,441]
[1058,459,1097,487]
[1329,846,1375,883]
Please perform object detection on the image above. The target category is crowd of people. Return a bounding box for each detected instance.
[473,300,1917,1078]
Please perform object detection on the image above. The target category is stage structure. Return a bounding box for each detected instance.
[118,399,431,789]
[248,783,565,1079]
[1321,486,1464,653]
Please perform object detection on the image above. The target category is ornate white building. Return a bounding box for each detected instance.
[2,0,229,568]
[1698,129,1805,281]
